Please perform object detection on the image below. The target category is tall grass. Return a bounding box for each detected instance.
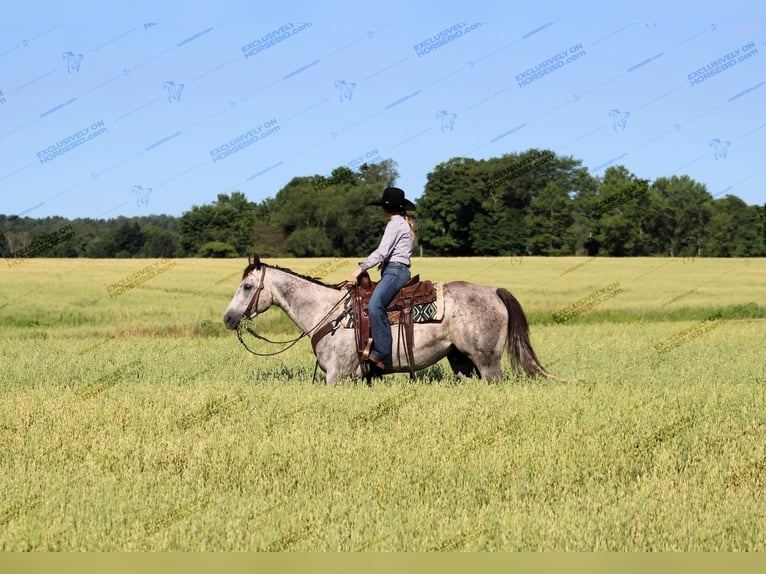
[0,257,764,550]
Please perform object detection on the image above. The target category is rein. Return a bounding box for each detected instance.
[236,264,349,359]
[236,323,309,357]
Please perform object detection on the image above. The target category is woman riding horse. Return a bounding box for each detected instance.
[346,187,417,374]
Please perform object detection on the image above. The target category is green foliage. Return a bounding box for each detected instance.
[111,221,145,258]
[418,150,595,256]
[591,167,652,256]
[1,155,763,259]
[179,192,258,256]
[196,241,238,258]
[269,161,392,257]
[417,157,482,255]
[286,227,333,257]
[249,221,287,258]
[524,181,575,255]
[140,225,181,258]
[705,195,763,257]
[651,175,712,257]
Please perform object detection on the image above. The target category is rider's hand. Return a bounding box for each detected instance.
[346,267,362,284]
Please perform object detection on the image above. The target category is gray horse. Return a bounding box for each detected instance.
[223,255,560,385]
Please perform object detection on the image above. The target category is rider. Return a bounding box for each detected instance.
[346,186,416,372]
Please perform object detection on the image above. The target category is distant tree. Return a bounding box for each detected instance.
[112,221,145,258]
[651,175,712,257]
[590,166,652,256]
[270,177,324,234]
[197,241,238,258]
[2,153,763,259]
[479,149,578,255]
[705,195,764,256]
[418,150,588,256]
[0,227,10,257]
[141,226,180,258]
[524,181,574,255]
[249,220,288,257]
[268,161,395,257]
[358,159,399,189]
[417,157,482,256]
[762,202,766,251]
[87,220,145,258]
[286,227,334,256]
[566,166,600,255]
[1,215,78,257]
[179,192,258,256]
[332,185,387,257]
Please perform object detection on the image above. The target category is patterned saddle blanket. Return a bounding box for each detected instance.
[341,282,445,328]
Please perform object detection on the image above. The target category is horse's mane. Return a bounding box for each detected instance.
[242,254,346,289]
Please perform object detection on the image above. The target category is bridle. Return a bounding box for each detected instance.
[235,264,350,363]
[242,264,267,320]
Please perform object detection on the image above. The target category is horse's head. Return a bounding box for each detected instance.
[222,254,275,329]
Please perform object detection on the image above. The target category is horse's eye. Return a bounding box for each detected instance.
[243,284,252,291]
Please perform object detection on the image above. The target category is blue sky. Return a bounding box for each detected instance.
[1,0,764,219]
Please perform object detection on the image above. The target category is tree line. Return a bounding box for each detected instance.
[2,152,764,260]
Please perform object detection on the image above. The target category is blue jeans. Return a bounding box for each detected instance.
[368,263,411,363]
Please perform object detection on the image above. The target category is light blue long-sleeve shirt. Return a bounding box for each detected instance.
[360,215,413,272]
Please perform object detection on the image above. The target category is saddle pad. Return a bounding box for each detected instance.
[342,282,444,328]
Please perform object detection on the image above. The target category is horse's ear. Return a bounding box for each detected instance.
[248,253,260,269]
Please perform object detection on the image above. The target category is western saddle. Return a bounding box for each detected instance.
[311,271,437,380]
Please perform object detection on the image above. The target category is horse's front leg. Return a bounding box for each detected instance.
[322,362,362,386]
[316,338,361,386]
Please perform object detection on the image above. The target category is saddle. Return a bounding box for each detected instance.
[352,271,436,379]
[310,270,437,381]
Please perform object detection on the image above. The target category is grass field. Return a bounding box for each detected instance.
[1,256,764,551]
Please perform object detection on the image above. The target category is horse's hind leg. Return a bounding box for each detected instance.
[451,345,504,382]
[446,347,479,379]
[465,351,503,382]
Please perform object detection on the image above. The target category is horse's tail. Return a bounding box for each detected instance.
[496,288,565,382]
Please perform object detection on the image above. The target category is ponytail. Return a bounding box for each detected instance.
[403,213,417,247]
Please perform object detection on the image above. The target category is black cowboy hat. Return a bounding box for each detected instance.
[370,186,416,211]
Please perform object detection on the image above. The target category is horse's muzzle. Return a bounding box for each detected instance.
[222,312,240,330]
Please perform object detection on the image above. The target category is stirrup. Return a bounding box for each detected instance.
[361,338,373,361]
